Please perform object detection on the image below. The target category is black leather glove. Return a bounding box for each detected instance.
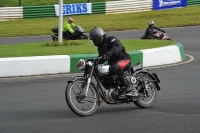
[103,52,112,60]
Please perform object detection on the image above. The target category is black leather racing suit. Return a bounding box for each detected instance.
[144,26,166,39]
[98,36,131,88]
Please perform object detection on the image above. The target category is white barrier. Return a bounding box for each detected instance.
[0,7,23,21]
[141,45,181,67]
[0,55,70,77]
[0,45,184,78]
[106,0,152,14]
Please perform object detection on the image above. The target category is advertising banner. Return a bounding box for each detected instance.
[153,0,186,10]
[54,3,91,16]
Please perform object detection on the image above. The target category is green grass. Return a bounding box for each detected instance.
[0,3,197,58]
[0,0,114,7]
[0,5,200,37]
[0,40,175,58]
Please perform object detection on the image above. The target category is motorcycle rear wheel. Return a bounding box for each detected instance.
[134,73,158,108]
[65,79,98,116]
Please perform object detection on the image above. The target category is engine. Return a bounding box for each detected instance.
[104,88,120,102]
[100,74,118,90]
[96,64,137,102]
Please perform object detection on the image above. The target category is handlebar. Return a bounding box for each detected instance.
[87,56,102,64]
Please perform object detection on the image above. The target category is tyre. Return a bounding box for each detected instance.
[52,37,58,41]
[134,73,158,108]
[65,79,99,116]
[51,34,58,41]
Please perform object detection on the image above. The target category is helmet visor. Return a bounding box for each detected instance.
[90,36,101,46]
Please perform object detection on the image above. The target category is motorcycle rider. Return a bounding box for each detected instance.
[143,21,166,39]
[89,27,138,96]
[51,17,77,39]
[63,17,77,39]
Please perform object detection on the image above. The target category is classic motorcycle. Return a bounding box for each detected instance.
[140,32,171,40]
[65,57,161,117]
[51,25,88,41]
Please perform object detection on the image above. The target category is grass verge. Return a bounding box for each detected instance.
[0,40,175,58]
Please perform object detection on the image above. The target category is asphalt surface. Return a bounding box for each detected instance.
[0,26,200,133]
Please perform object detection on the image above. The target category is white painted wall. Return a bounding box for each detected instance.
[0,45,183,77]
[0,55,70,77]
[141,45,182,67]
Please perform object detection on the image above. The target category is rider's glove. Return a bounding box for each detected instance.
[103,52,112,60]
[76,59,85,70]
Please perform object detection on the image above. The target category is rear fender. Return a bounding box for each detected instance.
[133,70,161,90]
[131,62,142,73]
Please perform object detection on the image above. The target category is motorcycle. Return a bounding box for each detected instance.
[140,32,171,40]
[65,57,161,117]
[51,25,88,41]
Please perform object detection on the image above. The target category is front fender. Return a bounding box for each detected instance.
[67,76,87,83]
[133,70,161,90]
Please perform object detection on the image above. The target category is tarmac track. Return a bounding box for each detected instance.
[0,26,200,133]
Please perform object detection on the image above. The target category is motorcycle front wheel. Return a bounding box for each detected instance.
[65,79,99,116]
[51,34,58,41]
[134,73,158,108]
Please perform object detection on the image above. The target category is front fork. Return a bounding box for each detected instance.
[84,77,92,96]
[83,65,95,96]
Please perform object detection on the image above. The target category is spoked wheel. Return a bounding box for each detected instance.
[65,79,99,116]
[134,73,158,108]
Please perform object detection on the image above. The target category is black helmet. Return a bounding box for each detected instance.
[89,27,106,46]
